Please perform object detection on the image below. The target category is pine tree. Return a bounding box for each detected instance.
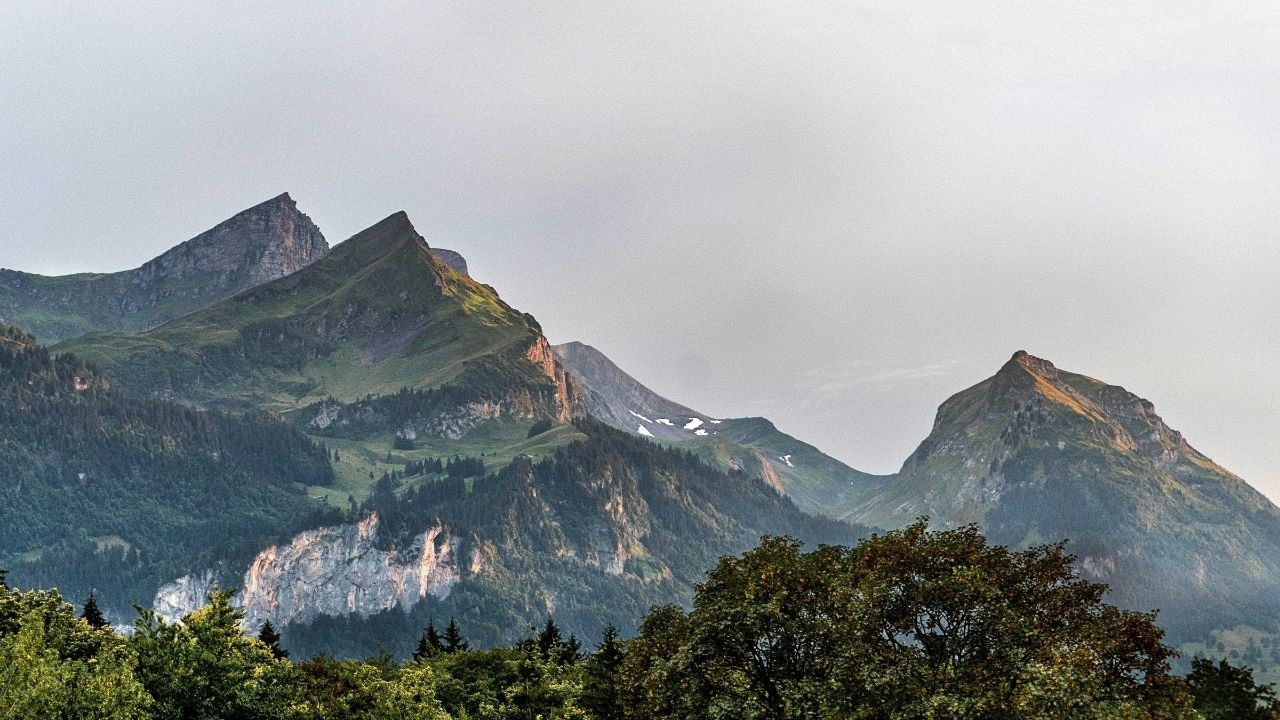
[443,617,468,653]
[81,590,108,629]
[536,617,567,662]
[257,620,288,659]
[582,624,626,720]
[413,619,445,661]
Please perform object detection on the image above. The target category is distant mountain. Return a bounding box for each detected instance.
[840,350,1280,645]
[0,193,329,343]
[553,341,883,514]
[56,211,581,423]
[0,322,336,623]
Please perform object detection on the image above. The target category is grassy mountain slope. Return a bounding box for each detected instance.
[0,323,338,620]
[840,350,1280,647]
[56,211,580,419]
[0,193,329,343]
[553,340,882,514]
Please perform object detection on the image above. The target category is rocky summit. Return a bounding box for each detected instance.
[839,350,1280,644]
[0,193,329,343]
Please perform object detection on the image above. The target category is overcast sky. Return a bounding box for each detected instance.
[3,3,1278,497]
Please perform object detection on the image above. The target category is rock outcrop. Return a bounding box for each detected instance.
[0,193,328,342]
[154,514,468,628]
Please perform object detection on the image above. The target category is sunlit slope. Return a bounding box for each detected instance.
[841,350,1280,644]
[57,211,579,418]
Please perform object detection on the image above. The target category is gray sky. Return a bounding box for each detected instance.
[3,3,1279,497]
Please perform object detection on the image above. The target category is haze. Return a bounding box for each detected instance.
[3,3,1278,497]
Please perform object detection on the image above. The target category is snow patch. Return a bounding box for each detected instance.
[683,418,704,431]
[694,429,708,436]
[656,418,674,426]
[709,419,722,424]
[637,425,655,437]
[779,454,794,468]
[629,410,653,423]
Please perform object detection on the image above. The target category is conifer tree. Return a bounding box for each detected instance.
[257,620,288,659]
[413,619,445,661]
[582,624,626,720]
[443,617,468,653]
[80,590,108,629]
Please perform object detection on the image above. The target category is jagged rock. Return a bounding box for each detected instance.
[0,193,328,342]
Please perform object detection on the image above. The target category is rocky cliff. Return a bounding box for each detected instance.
[0,193,328,342]
[154,514,468,628]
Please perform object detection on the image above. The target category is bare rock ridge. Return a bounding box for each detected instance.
[429,247,469,277]
[0,192,329,342]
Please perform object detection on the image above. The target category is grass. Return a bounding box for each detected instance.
[305,419,587,508]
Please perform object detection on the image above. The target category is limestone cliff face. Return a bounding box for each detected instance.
[153,514,469,628]
[0,192,329,342]
[525,336,583,422]
[132,192,327,291]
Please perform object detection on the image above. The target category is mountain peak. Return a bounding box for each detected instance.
[0,194,329,342]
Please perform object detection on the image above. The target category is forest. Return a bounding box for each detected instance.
[2,522,1275,719]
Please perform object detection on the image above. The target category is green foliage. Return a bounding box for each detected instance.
[129,590,295,719]
[620,521,1195,719]
[0,323,337,618]
[1187,657,1280,719]
[580,625,626,720]
[528,418,555,438]
[0,583,150,720]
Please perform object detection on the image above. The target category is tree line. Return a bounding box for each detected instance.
[3,522,1278,719]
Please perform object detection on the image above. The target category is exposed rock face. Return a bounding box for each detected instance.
[552,340,881,515]
[0,193,328,342]
[429,248,469,277]
[153,570,220,621]
[552,341,704,442]
[154,514,467,628]
[526,336,583,422]
[134,192,328,289]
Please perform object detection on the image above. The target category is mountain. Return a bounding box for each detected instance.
[0,322,338,622]
[55,210,581,422]
[839,350,1280,646]
[155,418,866,657]
[31,208,872,654]
[553,340,883,514]
[0,193,329,343]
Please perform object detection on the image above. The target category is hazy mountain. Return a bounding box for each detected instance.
[553,340,883,514]
[840,350,1280,646]
[0,193,329,343]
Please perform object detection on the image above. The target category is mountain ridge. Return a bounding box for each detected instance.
[552,340,885,514]
[0,193,329,342]
[839,349,1280,647]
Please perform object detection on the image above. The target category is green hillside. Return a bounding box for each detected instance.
[0,323,338,619]
[56,212,574,417]
[840,351,1280,655]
